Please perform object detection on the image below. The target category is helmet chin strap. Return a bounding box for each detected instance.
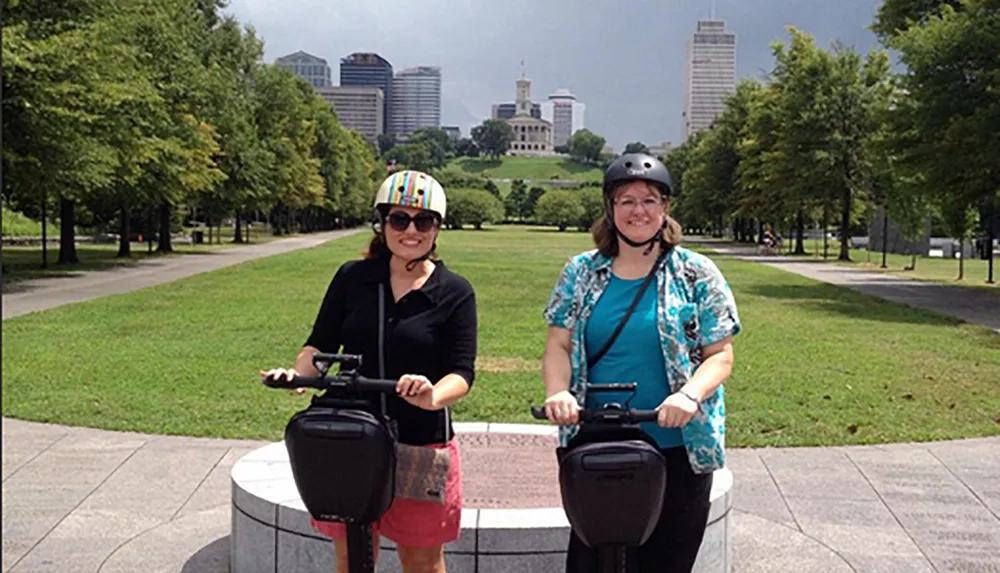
[403,242,436,272]
[613,216,665,256]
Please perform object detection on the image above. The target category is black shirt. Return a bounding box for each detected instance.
[304,256,477,445]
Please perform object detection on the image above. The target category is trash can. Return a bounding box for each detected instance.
[192,230,204,245]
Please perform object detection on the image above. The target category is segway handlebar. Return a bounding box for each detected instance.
[530,382,659,424]
[262,373,399,393]
[260,352,399,394]
[530,405,659,424]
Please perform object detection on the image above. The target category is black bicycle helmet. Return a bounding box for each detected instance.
[603,153,675,198]
[602,153,676,255]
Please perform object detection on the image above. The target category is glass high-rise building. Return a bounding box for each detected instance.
[340,53,394,137]
[390,66,442,138]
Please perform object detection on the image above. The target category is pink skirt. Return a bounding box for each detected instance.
[310,438,463,548]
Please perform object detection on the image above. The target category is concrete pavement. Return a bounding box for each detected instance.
[3,418,998,572]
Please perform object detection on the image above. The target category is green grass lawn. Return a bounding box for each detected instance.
[449,156,603,181]
[3,226,998,446]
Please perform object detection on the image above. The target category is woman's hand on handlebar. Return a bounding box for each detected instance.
[656,392,697,427]
[543,390,580,424]
[397,374,436,410]
[259,368,308,395]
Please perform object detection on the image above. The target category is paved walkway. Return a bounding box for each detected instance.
[3,418,998,573]
[2,229,362,320]
[690,239,1000,332]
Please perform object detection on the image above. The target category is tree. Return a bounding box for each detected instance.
[470,119,514,160]
[385,144,433,173]
[578,188,605,231]
[407,127,453,170]
[454,137,479,158]
[485,180,501,200]
[527,185,547,220]
[444,189,503,230]
[567,129,605,163]
[881,0,1000,282]
[377,133,396,156]
[623,142,650,154]
[872,0,964,40]
[535,190,584,231]
[504,182,528,220]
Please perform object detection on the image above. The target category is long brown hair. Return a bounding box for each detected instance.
[591,181,684,258]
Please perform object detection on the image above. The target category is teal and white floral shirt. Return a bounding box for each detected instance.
[543,245,742,474]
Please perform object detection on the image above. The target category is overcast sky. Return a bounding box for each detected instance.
[223,0,886,150]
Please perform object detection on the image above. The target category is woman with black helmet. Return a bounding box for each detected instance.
[540,153,741,572]
[262,170,477,573]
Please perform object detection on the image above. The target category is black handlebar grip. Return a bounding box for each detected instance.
[530,406,547,420]
[631,410,660,423]
[353,377,400,394]
[261,374,326,390]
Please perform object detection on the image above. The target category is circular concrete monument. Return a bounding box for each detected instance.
[231,422,733,573]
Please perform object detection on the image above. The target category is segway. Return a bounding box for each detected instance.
[262,352,401,573]
[531,383,667,573]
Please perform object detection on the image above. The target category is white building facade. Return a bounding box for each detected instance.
[682,20,737,140]
[540,88,585,148]
[390,66,442,139]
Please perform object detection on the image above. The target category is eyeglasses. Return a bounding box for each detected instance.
[614,197,663,212]
[387,211,438,233]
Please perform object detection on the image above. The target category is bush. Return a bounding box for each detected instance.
[445,188,504,230]
[535,190,585,232]
[578,188,605,231]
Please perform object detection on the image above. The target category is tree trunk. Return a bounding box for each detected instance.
[117,206,132,258]
[839,185,852,262]
[794,208,806,255]
[988,202,996,284]
[233,211,243,243]
[823,203,830,260]
[157,201,173,253]
[58,196,79,264]
[958,239,965,280]
[41,190,48,269]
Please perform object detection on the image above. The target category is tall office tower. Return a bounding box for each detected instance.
[340,52,394,136]
[315,86,385,142]
[540,88,586,147]
[390,66,442,138]
[682,20,737,140]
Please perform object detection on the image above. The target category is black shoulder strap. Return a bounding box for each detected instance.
[587,248,669,370]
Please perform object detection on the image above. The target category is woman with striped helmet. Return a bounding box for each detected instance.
[262,169,477,573]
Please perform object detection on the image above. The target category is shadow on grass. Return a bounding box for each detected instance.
[557,159,602,175]
[1,245,232,290]
[455,158,502,173]
[746,282,962,327]
[524,227,589,233]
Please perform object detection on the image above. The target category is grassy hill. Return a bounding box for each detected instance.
[448,155,603,182]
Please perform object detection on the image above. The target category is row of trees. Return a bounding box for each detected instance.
[668,0,997,282]
[377,119,612,169]
[3,0,383,266]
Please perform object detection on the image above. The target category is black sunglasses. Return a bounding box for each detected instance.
[387,211,438,232]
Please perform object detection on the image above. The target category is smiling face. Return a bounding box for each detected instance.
[383,205,440,259]
[611,180,669,245]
